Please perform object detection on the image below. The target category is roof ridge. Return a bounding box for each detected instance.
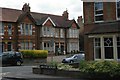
[1,7,63,18]
[1,7,21,11]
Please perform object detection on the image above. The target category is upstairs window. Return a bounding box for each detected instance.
[0,23,4,35]
[117,0,120,19]
[94,2,103,22]
[20,23,32,35]
[8,24,12,35]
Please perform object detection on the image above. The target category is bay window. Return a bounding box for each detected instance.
[20,42,33,50]
[69,29,78,38]
[117,37,120,59]
[94,36,120,60]
[104,38,113,59]
[43,26,54,37]
[20,23,32,35]
[94,38,101,59]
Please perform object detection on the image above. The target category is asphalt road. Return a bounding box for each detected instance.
[1,66,84,80]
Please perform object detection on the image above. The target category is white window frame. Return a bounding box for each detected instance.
[93,35,119,61]
[0,23,4,35]
[8,24,12,35]
[94,38,101,60]
[117,37,120,60]
[20,42,33,50]
[104,37,114,60]
[60,29,64,38]
[94,2,104,22]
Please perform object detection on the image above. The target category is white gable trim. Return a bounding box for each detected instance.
[42,17,56,26]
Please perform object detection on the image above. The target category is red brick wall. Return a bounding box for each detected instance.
[18,16,36,50]
[43,19,54,26]
[83,2,117,60]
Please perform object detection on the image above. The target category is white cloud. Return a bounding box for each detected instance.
[0,0,83,20]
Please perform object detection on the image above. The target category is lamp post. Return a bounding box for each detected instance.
[50,27,55,62]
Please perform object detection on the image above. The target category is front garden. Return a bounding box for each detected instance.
[33,60,120,79]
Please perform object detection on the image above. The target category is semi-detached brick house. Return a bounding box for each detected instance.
[0,3,80,55]
[83,1,120,61]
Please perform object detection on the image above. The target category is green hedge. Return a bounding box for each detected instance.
[20,50,48,58]
[79,60,120,77]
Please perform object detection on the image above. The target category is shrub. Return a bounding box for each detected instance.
[20,50,48,58]
[79,60,120,77]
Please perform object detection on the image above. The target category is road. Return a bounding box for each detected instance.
[1,66,84,80]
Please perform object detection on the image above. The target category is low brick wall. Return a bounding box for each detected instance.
[32,67,81,78]
[32,67,120,79]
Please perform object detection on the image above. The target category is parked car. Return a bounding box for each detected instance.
[62,53,85,63]
[0,51,23,66]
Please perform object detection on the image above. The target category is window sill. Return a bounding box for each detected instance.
[117,18,120,20]
[94,21,104,23]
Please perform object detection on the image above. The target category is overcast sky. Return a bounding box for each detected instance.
[0,0,83,21]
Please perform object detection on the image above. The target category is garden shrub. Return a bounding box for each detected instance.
[20,50,48,58]
[79,60,120,77]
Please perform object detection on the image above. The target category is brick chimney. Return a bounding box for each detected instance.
[77,16,84,35]
[22,3,30,13]
[62,10,69,20]
[77,16,82,23]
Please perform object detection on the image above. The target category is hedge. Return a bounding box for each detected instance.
[79,60,120,77]
[20,50,48,58]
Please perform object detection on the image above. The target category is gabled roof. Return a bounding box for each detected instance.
[0,7,79,28]
[17,12,36,24]
[86,20,120,35]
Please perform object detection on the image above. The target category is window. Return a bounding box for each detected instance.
[20,23,24,35]
[0,23,4,35]
[104,38,113,59]
[29,42,33,49]
[117,37,120,59]
[43,26,54,37]
[20,42,33,50]
[29,24,32,35]
[20,23,32,35]
[8,24,12,35]
[25,24,29,35]
[70,43,78,51]
[117,0,120,19]
[60,29,64,38]
[69,29,78,38]
[94,2,103,22]
[94,38,101,59]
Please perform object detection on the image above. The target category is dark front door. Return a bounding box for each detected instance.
[8,42,12,51]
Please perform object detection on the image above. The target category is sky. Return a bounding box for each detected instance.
[0,0,83,21]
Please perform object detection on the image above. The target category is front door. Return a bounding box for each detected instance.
[8,42,12,51]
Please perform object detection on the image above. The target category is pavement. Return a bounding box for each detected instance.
[1,66,82,80]
[0,55,85,80]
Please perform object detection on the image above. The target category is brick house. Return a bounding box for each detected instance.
[0,3,80,54]
[83,1,120,61]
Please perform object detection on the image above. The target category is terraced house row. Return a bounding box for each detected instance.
[83,1,120,61]
[0,3,80,54]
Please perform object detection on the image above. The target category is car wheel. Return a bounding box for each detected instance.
[16,61,22,66]
[70,60,74,63]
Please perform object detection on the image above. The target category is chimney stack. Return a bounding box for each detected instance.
[77,16,82,23]
[62,10,69,20]
[22,3,30,13]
